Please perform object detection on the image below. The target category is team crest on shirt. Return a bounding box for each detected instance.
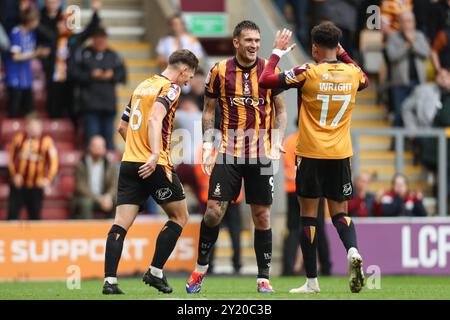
[343,183,352,196]
[284,68,296,81]
[167,86,179,101]
[243,82,251,96]
[322,73,329,80]
[156,188,173,201]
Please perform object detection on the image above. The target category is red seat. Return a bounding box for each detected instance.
[60,174,75,194]
[0,119,24,146]
[59,150,82,168]
[1,119,75,146]
[43,119,74,141]
[41,208,71,220]
[0,208,71,220]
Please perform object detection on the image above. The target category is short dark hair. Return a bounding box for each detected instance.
[168,49,199,71]
[92,26,108,38]
[20,7,40,26]
[311,22,342,49]
[233,20,260,39]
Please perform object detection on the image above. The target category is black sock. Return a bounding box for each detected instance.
[332,213,358,252]
[104,224,127,278]
[197,219,220,266]
[299,217,318,278]
[151,220,183,269]
[254,229,272,279]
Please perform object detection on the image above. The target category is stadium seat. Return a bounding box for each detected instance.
[58,150,82,172]
[0,119,75,146]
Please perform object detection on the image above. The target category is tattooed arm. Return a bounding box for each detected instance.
[271,94,287,159]
[202,96,218,175]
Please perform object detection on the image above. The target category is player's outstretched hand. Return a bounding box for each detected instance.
[139,154,158,179]
[273,28,296,58]
[201,142,215,176]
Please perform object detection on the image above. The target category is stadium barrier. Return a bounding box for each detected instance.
[0,216,202,281]
[327,217,450,275]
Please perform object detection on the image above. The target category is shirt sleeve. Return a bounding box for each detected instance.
[8,133,22,176]
[121,97,132,122]
[279,64,309,89]
[9,29,21,53]
[432,30,448,52]
[45,137,59,182]
[271,66,284,97]
[156,83,181,113]
[205,63,220,98]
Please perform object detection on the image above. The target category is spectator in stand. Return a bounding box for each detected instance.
[182,68,205,110]
[4,7,50,118]
[348,172,376,217]
[156,14,205,71]
[428,0,450,40]
[381,0,414,39]
[321,0,359,57]
[39,0,102,120]
[71,135,117,219]
[7,112,58,220]
[386,11,430,128]
[412,0,432,36]
[374,173,427,216]
[431,25,450,75]
[273,0,310,49]
[71,27,126,150]
[0,0,37,33]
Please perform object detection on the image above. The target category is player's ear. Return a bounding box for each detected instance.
[232,37,240,49]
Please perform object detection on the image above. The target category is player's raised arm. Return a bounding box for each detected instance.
[259,28,296,89]
[201,95,217,176]
[337,43,369,91]
[138,101,167,179]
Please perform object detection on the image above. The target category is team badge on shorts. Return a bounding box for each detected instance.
[155,188,173,201]
[213,183,221,196]
[343,183,352,196]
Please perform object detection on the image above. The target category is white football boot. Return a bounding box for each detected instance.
[289,278,320,294]
[348,247,365,293]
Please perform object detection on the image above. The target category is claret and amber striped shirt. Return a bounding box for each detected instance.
[8,132,59,188]
[205,57,282,158]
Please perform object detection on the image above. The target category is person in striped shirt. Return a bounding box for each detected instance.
[8,112,58,220]
[186,20,287,294]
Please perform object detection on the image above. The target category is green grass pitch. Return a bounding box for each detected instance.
[1,276,449,300]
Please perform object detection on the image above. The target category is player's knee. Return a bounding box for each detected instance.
[175,210,189,227]
[252,208,271,229]
[204,204,222,227]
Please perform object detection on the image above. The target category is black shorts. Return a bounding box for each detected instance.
[117,162,185,209]
[208,153,274,205]
[295,157,353,202]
